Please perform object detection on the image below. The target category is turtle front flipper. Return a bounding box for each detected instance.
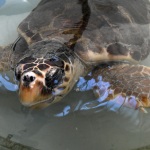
[0,45,12,72]
[90,64,150,113]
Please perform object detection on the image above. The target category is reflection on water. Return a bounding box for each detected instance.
[0,0,5,8]
[0,73,18,91]
[0,0,150,150]
[0,71,141,117]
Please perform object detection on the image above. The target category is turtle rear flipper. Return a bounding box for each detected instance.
[0,45,12,72]
[91,64,150,112]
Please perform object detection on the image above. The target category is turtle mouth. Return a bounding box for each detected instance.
[18,64,64,107]
[19,78,55,108]
[21,96,55,107]
[16,56,72,108]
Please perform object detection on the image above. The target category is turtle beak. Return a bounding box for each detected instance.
[18,71,50,107]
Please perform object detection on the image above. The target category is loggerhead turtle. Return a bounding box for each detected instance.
[0,0,150,109]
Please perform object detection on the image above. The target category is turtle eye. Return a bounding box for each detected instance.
[44,57,64,68]
[49,57,59,62]
[45,68,64,89]
[49,57,64,67]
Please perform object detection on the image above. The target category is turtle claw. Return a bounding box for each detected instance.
[139,107,148,113]
[136,99,148,113]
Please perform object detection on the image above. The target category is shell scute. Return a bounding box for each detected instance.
[17,0,150,64]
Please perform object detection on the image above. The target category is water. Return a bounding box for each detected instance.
[0,0,150,150]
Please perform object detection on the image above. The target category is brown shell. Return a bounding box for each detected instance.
[18,0,150,65]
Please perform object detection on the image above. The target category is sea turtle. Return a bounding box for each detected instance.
[0,0,150,109]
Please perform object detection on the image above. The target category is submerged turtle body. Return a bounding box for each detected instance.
[1,0,150,108]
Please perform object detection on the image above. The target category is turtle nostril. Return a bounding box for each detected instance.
[23,75,35,83]
[23,76,27,81]
[30,76,35,82]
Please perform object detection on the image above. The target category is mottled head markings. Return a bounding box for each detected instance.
[65,64,70,72]
[15,55,74,108]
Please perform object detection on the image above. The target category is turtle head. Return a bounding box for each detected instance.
[15,55,74,109]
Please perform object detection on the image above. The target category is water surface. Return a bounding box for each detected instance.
[0,0,150,150]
